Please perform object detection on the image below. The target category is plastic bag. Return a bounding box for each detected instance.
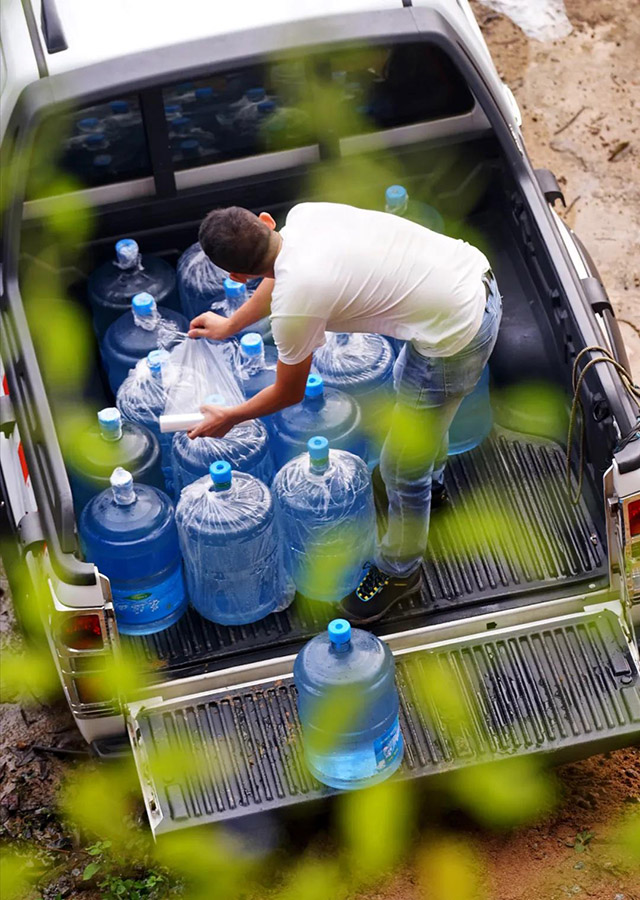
[273,439,375,602]
[175,463,293,624]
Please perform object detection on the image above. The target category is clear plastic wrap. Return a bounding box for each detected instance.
[273,437,375,603]
[312,333,395,397]
[176,241,263,320]
[175,462,294,625]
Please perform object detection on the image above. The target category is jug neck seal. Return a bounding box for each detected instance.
[308,435,329,473]
[98,407,122,442]
[210,460,232,492]
[328,618,351,654]
[111,467,136,506]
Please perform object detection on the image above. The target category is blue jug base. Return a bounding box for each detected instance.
[306,744,404,791]
[116,600,187,636]
[190,601,279,627]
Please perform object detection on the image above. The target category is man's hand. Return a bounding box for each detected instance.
[188,405,236,439]
[188,312,231,341]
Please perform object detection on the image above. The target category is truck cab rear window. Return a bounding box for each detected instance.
[163,42,473,170]
[27,95,150,199]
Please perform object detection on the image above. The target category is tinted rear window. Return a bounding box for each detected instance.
[27,94,151,199]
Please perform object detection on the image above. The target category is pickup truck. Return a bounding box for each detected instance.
[2,0,640,837]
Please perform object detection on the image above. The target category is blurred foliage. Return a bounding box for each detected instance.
[419,835,485,900]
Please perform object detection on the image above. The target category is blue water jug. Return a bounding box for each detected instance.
[271,374,367,470]
[171,393,274,494]
[176,243,262,322]
[116,349,176,489]
[223,278,272,341]
[313,333,395,398]
[68,408,164,514]
[274,437,375,602]
[448,364,493,455]
[175,461,293,625]
[101,293,188,393]
[237,333,278,399]
[385,184,444,233]
[293,619,404,790]
[88,238,179,336]
[79,468,187,635]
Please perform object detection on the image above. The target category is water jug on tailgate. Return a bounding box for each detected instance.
[294,619,404,790]
[273,437,375,603]
[101,293,187,393]
[68,407,164,514]
[171,393,273,494]
[88,238,179,335]
[270,374,367,470]
[79,468,187,635]
[175,461,293,625]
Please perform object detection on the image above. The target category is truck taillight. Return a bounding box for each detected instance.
[628,498,640,538]
[59,614,103,651]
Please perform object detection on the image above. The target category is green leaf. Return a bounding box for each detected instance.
[83,861,101,880]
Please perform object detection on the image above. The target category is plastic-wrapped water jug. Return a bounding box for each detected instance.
[176,242,262,321]
[273,437,375,602]
[271,374,367,470]
[237,332,277,399]
[117,349,177,489]
[312,333,394,398]
[293,619,404,790]
[171,393,274,495]
[101,293,188,393]
[312,333,394,466]
[68,408,164,514]
[448,364,493,455]
[223,278,271,341]
[79,468,187,635]
[176,461,293,625]
[88,238,179,336]
[385,184,444,233]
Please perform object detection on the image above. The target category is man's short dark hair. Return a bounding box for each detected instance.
[198,207,273,274]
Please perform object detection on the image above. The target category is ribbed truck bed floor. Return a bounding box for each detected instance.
[125,432,606,680]
[129,610,640,833]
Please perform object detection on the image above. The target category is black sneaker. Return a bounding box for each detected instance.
[339,563,422,625]
[431,482,449,509]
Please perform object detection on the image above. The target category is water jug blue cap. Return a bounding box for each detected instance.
[110,100,129,114]
[93,155,112,168]
[85,132,106,147]
[115,238,139,265]
[240,332,263,356]
[308,435,329,461]
[164,104,181,116]
[258,100,277,113]
[147,348,169,372]
[204,393,227,406]
[78,117,99,131]
[98,407,122,433]
[385,184,408,210]
[210,460,232,486]
[110,466,136,505]
[305,374,324,399]
[174,116,191,129]
[195,87,214,99]
[246,87,266,102]
[132,292,156,317]
[224,277,246,300]
[180,139,200,156]
[328,619,351,646]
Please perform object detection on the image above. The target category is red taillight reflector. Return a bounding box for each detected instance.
[628,499,640,538]
[60,614,103,651]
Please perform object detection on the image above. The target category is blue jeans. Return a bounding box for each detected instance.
[377,274,502,577]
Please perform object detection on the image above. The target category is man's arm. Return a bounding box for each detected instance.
[188,277,274,341]
[187,355,313,439]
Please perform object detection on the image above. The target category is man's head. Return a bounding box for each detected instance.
[198,207,279,281]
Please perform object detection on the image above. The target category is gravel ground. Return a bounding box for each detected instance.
[1,2,639,898]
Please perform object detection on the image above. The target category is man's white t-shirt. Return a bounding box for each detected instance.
[270,202,491,365]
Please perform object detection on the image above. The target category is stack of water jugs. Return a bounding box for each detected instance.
[72,185,490,788]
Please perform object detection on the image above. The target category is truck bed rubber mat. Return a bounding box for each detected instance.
[124,432,606,680]
[129,610,640,833]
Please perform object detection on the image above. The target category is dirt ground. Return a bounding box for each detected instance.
[1,1,639,898]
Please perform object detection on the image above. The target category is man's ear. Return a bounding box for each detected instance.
[258,211,276,230]
[229,273,250,284]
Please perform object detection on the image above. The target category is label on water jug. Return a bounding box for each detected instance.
[112,565,184,625]
[373,717,402,771]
